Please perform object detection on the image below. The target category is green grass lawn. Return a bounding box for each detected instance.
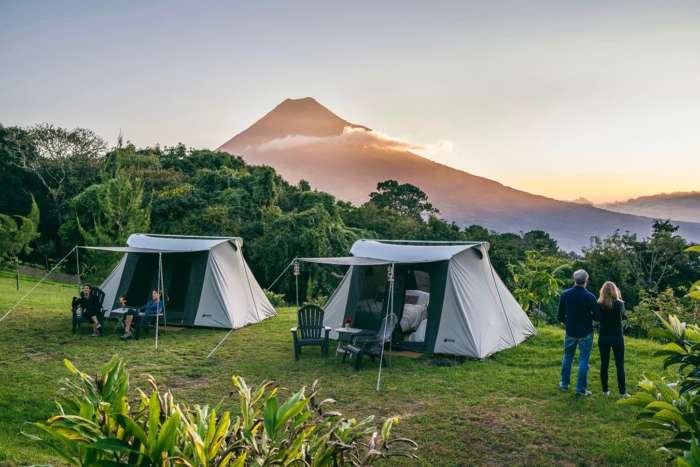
[0,271,673,466]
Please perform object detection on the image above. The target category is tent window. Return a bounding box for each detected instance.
[352,266,387,330]
[165,254,192,312]
[124,255,158,305]
[398,268,432,344]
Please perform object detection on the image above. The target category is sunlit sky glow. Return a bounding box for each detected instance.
[2,0,699,203]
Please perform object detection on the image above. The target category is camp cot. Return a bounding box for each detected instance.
[95,234,276,329]
[300,240,536,358]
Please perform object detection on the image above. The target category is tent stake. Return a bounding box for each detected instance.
[75,246,80,290]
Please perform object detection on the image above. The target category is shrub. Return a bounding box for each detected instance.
[26,357,417,466]
[264,289,287,307]
[627,289,700,338]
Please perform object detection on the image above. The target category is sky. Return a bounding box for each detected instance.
[2,0,699,204]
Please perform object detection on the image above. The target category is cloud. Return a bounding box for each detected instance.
[253,126,454,158]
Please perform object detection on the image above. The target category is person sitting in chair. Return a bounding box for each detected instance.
[72,284,102,336]
[121,289,164,340]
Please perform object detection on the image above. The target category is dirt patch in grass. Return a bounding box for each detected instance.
[25,349,57,363]
[452,400,577,466]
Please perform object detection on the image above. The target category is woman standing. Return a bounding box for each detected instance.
[596,281,630,397]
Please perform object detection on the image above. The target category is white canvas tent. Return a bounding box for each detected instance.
[301,239,535,359]
[93,234,275,330]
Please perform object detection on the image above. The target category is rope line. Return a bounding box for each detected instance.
[207,329,234,359]
[265,257,297,291]
[0,247,77,325]
[487,250,516,346]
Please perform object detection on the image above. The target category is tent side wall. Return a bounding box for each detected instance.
[322,267,353,338]
[434,246,535,358]
[195,242,276,329]
[100,255,127,317]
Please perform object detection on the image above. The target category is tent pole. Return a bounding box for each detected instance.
[156,252,162,352]
[265,257,296,291]
[75,246,81,291]
[376,263,394,392]
[293,260,300,308]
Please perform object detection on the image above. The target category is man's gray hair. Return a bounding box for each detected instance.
[573,269,589,286]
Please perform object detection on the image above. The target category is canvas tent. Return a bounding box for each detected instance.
[91,234,275,329]
[300,240,535,359]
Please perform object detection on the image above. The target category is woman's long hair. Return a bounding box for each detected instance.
[598,281,622,310]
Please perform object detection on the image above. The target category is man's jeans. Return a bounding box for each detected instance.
[561,333,593,393]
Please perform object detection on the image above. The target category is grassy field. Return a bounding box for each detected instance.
[0,271,673,466]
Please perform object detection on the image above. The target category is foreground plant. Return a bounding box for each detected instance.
[620,314,700,464]
[26,357,417,466]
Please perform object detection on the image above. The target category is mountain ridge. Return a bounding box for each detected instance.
[600,192,700,223]
[218,97,700,251]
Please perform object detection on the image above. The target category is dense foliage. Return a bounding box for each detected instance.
[620,314,700,465]
[1,122,698,310]
[28,357,416,466]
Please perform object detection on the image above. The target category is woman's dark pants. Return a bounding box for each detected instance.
[598,335,625,394]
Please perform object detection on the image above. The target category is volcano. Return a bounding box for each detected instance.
[218,97,700,251]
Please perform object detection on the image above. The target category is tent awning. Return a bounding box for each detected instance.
[79,246,183,253]
[298,256,392,266]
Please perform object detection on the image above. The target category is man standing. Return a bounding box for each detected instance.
[558,269,597,396]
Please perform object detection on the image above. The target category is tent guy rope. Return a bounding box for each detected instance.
[0,246,77,325]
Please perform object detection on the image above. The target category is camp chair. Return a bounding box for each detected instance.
[71,287,106,334]
[291,304,331,360]
[342,313,398,370]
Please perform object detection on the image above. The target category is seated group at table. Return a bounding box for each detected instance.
[72,286,163,339]
[119,289,164,340]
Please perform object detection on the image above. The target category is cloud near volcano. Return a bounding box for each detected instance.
[253,126,453,157]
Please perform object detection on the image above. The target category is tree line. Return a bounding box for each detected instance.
[1,123,698,329]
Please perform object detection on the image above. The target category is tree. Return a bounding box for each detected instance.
[0,196,40,265]
[509,251,571,324]
[368,180,439,221]
[633,220,689,293]
[15,124,106,224]
[60,175,150,280]
[582,231,641,306]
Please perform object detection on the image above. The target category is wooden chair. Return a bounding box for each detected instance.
[291,305,331,360]
[342,313,398,370]
[71,287,106,334]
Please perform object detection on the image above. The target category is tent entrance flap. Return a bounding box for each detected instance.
[112,251,208,325]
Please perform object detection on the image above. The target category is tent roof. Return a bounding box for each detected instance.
[80,234,241,253]
[299,240,485,265]
[349,240,482,263]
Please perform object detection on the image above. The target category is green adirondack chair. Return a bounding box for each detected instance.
[291,304,331,360]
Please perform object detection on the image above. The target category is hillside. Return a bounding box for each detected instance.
[219,98,700,251]
[601,192,700,223]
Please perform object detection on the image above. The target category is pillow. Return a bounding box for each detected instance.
[405,294,419,305]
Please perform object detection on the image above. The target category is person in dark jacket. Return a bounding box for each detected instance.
[558,269,597,396]
[72,284,102,336]
[594,281,629,398]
